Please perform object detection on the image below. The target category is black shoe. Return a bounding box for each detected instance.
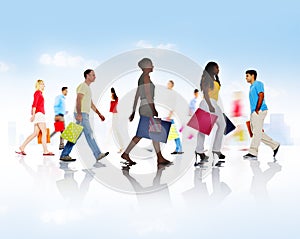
[243,153,257,160]
[212,151,225,159]
[273,145,280,158]
[195,151,209,163]
[60,155,76,162]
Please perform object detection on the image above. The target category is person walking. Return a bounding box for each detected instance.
[50,86,68,150]
[59,69,109,162]
[195,62,226,165]
[165,80,183,155]
[121,58,171,166]
[16,80,54,156]
[243,70,280,160]
[109,87,124,153]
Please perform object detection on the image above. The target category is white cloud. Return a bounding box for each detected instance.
[39,51,100,68]
[0,61,9,72]
[136,40,177,50]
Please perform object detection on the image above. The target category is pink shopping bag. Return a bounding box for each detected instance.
[187,108,218,135]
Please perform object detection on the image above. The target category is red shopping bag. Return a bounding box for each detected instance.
[187,108,218,135]
[54,121,65,132]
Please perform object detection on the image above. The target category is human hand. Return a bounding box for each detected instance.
[30,115,35,122]
[209,106,215,113]
[99,113,105,121]
[76,113,83,122]
[129,112,135,122]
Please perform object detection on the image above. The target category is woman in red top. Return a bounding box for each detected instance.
[110,87,124,153]
[16,80,54,156]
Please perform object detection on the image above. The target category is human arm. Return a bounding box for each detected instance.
[75,93,84,122]
[129,88,140,122]
[91,101,105,121]
[255,92,264,114]
[201,78,215,113]
[31,91,41,121]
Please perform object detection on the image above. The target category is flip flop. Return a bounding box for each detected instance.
[43,152,55,156]
[15,151,26,155]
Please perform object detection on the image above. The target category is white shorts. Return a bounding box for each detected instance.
[33,112,46,124]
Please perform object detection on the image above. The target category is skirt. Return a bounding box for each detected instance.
[33,112,46,124]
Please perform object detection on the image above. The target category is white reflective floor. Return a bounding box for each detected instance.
[1,142,300,239]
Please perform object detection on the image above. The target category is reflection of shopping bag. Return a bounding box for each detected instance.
[38,128,50,144]
[136,116,171,143]
[54,121,65,132]
[223,113,236,135]
[61,122,83,143]
[149,117,162,133]
[187,108,218,135]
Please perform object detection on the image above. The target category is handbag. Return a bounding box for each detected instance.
[136,116,171,143]
[61,122,83,143]
[149,117,162,133]
[223,113,236,135]
[187,108,218,135]
[38,128,50,144]
[54,121,65,132]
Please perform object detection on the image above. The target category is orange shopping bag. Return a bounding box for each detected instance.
[38,128,50,144]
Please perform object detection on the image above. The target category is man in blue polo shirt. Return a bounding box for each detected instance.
[243,70,280,160]
[50,87,68,150]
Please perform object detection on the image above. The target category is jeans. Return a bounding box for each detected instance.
[60,113,102,159]
[175,138,182,152]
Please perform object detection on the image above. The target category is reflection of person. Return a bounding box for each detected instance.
[249,160,281,202]
[16,80,54,156]
[210,167,232,203]
[243,70,280,160]
[57,163,95,206]
[60,69,109,162]
[110,87,124,153]
[195,62,226,164]
[165,80,183,155]
[121,58,170,165]
[189,89,199,116]
[50,87,68,150]
[122,164,171,208]
[182,167,231,207]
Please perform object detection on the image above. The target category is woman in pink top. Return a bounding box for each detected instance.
[16,80,54,156]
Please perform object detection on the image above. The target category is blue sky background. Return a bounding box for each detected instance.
[1,0,299,139]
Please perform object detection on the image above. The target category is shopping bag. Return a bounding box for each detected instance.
[187,108,218,135]
[223,113,236,135]
[136,116,171,143]
[61,122,83,143]
[54,121,65,132]
[168,123,180,140]
[149,117,162,133]
[38,128,50,144]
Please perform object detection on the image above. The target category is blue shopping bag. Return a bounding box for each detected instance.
[136,116,171,143]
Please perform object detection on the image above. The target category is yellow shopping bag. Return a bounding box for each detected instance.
[61,122,83,143]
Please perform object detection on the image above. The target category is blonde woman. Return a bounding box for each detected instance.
[16,80,54,156]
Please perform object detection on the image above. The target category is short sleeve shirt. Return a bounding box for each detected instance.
[75,82,91,113]
[249,80,268,113]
